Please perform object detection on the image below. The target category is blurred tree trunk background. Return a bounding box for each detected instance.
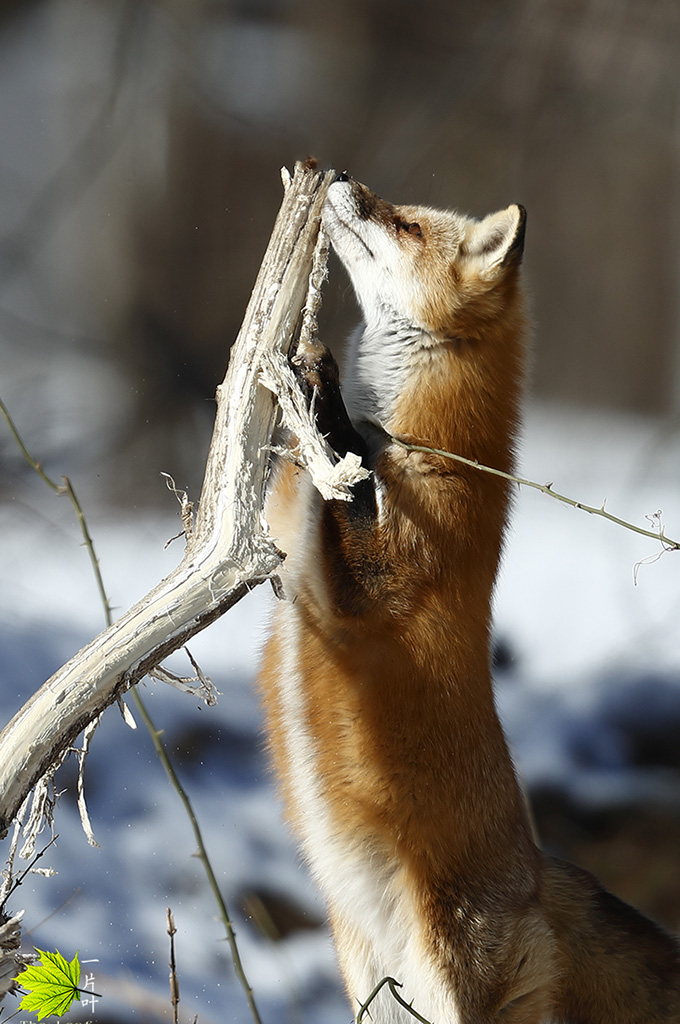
[1,0,679,503]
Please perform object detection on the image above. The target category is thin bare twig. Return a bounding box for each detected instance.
[0,836,58,911]
[356,977,433,1024]
[391,437,680,552]
[0,397,114,625]
[166,908,180,1024]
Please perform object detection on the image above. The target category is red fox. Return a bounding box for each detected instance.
[258,174,680,1023]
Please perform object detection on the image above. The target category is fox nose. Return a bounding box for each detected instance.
[334,170,350,183]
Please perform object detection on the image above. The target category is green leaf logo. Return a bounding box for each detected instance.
[15,948,83,1020]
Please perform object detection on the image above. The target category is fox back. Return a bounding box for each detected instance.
[258,175,680,1023]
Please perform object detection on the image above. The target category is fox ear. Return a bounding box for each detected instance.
[465,204,526,279]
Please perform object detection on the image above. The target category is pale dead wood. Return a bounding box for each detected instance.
[0,160,335,837]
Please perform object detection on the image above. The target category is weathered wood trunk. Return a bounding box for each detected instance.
[0,161,334,838]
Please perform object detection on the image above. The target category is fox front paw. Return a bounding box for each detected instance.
[291,338,341,404]
[291,339,366,461]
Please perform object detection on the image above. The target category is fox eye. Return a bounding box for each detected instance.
[397,219,423,238]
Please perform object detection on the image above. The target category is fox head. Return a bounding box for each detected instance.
[322,174,525,344]
[322,174,527,431]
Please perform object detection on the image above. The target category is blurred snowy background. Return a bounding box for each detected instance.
[1,1,680,1021]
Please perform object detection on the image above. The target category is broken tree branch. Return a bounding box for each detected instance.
[0,160,335,836]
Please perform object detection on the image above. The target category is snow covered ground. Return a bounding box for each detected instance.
[0,401,679,1023]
